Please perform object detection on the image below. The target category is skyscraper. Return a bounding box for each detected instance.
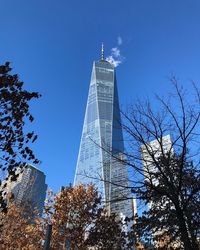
[142,135,176,247]
[142,135,172,192]
[74,46,132,218]
[2,164,47,215]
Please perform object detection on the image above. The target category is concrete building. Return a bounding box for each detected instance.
[141,135,182,248]
[142,134,172,201]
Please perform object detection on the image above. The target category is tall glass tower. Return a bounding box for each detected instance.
[74,46,132,218]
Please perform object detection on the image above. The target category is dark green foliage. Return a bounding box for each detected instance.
[0,62,40,211]
[86,209,128,250]
[132,156,200,250]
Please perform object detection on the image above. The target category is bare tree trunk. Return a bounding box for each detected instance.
[176,209,198,250]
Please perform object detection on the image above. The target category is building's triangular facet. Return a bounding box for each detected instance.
[74,57,132,217]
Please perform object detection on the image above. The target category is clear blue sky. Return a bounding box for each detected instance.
[1,0,200,192]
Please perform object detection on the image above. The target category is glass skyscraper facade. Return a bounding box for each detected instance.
[2,164,47,215]
[74,55,132,218]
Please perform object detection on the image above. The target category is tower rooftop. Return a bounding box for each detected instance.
[98,43,113,67]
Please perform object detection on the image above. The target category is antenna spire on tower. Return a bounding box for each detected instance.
[101,43,104,61]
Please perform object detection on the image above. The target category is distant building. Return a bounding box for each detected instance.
[142,134,172,186]
[141,135,182,248]
[2,164,47,215]
[141,135,172,211]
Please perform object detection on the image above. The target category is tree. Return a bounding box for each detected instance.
[44,184,101,249]
[0,203,42,249]
[0,185,127,249]
[112,79,200,250]
[86,210,127,249]
[43,184,128,250]
[0,62,40,211]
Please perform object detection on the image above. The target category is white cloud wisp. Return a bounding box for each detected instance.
[106,36,125,67]
[106,46,125,67]
[117,36,122,46]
